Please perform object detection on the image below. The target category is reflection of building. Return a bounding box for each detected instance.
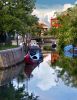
[50,17,60,28]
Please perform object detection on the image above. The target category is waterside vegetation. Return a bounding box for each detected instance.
[49,5,77,87]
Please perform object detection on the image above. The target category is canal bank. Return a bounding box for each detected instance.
[0,45,25,86]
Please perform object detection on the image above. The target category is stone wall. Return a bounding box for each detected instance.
[0,45,25,86]
[0,45,24,68]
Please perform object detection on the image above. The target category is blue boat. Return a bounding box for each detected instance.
[64,45,77,57]
[29,46,43,63]
[24,46,43,65]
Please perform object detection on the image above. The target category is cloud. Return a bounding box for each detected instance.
[75,1,77,4]
[32,3,74,27]
[32,9,56,27]
[63,4,73,11]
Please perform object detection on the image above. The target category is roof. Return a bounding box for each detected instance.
[38,23,48,29]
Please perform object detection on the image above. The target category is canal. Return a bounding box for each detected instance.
[13,54,77,100]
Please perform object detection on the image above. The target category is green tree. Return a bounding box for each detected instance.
[49,6,77,52]
[0,0,38,43]
[51,5,77,87]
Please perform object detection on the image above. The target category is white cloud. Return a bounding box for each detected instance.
[32,3,74,27]
[75,1,77,4]
[32,9,56,27]
[63,4,73,11]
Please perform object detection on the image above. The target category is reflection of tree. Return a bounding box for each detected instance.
[0,82,39,100]
[49,5,77,88]
[0,83,25,100]
[16,73,39,100]
[52,56,77,87]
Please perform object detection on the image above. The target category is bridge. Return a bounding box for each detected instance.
[31,36,56,40]
[31,36,56,44]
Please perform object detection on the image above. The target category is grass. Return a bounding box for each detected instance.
[0,44,18,50]
[43,45,51,51]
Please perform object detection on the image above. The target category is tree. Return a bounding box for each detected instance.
[49,6,77,52]
[51,5,77,87]
[70,16,77,45]
[0,0,38,43]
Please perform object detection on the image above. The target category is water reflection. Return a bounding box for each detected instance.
[30,60,59,91]
[24,64,37,79]
[23,54,59,91]
[27,54,77,100]
[13,54,77,100]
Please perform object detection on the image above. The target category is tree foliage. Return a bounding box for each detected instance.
[48,5,77,52]
[0,0,38,36]
[51,5,77,87]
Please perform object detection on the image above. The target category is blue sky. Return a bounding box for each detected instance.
[36,0,76,8]
[32,0,77,27]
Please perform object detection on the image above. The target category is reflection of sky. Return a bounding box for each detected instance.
[28,54,59,91]
[27,54,77,100]
[13,54,77,100]
[31,62,58,91]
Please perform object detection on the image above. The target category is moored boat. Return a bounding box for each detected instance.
[24,45,43,65]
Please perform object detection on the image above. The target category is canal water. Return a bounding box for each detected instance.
[13,54,77,100]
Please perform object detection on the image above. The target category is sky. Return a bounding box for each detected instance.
[32,0,77,27]
[36,0,75,8]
